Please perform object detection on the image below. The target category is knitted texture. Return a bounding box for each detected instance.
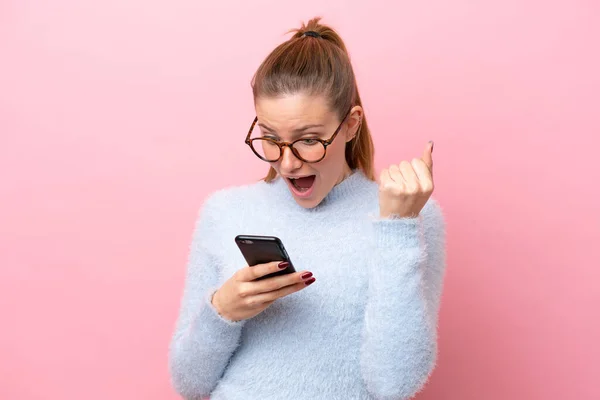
[169,170,447,400]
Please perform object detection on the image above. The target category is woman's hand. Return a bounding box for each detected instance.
[211,262,315,322]
[379,141,434,219]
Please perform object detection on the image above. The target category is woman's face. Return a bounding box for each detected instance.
[254,93,362,208]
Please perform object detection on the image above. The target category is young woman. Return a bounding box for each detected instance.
[169,17,447,400]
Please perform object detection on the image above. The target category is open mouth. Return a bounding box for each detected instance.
[288,175,316,196]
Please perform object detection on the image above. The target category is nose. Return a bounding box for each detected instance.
[279,145,302,171]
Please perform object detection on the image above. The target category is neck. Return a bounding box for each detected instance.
[334,163,353,186]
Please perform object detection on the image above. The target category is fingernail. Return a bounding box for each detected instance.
[301,272,313,280]
[304,277,316,286]
[429,140,434,153]
[278,262,289,269]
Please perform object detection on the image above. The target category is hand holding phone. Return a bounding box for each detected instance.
[210,236,316,322]
[235,235,296,280]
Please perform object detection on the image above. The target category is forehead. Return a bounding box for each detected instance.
[254,93,334,129]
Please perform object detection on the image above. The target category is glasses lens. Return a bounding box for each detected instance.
[250,138,281,161]
[293,140,326,162]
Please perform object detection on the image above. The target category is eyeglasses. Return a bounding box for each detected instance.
[245,108,353,163]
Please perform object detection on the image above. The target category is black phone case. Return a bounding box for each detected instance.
[234,235,296,280]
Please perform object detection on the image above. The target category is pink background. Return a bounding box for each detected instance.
[1,1,599,399]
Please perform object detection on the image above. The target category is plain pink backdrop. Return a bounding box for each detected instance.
[1,1,599,399]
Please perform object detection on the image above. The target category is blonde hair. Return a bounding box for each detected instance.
[250,17,375,182]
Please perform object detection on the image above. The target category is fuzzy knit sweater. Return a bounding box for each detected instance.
[168,169,447,400]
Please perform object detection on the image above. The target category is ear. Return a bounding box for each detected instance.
[345,106,363,143]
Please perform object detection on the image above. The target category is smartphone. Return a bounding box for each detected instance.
[234,235,296,280]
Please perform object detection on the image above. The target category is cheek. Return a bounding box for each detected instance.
[321,140,347,167]
[268,161,282,173]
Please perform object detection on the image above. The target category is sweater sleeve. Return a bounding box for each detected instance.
[168,193,245,399]
[360,198,447,400]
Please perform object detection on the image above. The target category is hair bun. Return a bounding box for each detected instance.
[302,30,322,38]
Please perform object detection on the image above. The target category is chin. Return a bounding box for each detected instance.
[292,195,323,209]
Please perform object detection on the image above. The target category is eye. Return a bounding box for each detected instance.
[300,138,319,145]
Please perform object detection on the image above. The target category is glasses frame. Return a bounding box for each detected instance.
[245,107,353,163]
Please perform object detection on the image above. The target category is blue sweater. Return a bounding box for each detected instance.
[168,170,447,400]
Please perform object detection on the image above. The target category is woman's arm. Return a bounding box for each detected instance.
[168,193,245,399]
[360,198,447,400]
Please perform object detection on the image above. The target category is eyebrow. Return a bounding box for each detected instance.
[257,122,325,134]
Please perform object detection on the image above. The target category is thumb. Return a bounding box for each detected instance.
[422,141,434,172]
